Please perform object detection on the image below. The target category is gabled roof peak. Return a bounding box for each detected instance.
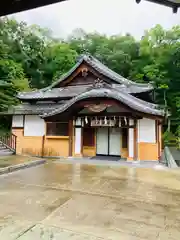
[76,54,92,62]
[50,54,153,90]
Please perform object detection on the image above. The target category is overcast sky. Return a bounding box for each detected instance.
[11,0,180,39]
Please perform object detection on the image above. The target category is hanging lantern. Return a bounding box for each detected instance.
[85,116,88,124]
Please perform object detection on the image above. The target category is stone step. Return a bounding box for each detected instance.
[0,146,8,150]
[0,148,14,156]
[0,141,14,149]
[0,141,15,156]
[0,145,7,148]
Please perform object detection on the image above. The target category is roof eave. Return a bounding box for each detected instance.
[0,112,14,116]
[137,0,180,13]
[146,0,180,8]
[0,0,66,17]
[17,87,153,101]
[41,88,164,118]
[17,96,72,101]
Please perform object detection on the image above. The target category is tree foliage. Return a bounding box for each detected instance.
[0,18,179,134]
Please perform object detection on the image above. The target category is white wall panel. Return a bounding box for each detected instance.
[128,119,134,158]
[24,115,45,136]
[12,115,24,128]
[138,118,156,143]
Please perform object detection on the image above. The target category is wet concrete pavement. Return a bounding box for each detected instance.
[0,161,180,239]
[0,155,38,168]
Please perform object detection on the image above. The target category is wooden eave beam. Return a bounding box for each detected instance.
[136,0,180,13]
[0,0,66,17]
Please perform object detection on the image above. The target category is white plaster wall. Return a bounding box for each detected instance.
[12,115,24,128]
[75,128,82,154]
[128,119,134,158]
[138,118,156,143]
[24,115,45,136]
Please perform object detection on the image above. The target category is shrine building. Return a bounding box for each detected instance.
[9,54,164,160]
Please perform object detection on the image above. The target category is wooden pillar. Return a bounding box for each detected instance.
[133,119,138,161]
[69,120,73,156]
[41,135,45,158]
[159,123,162,155]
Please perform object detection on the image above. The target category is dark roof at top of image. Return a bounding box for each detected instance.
[0,0,179,16]
[137,0,180,13]
[0,0,66,16]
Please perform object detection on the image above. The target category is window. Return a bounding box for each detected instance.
[46,122,69,136]
[83,128,95,146]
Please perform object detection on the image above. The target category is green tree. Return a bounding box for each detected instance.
[68,30,139,78]
[0,60,29,111]
[41,42,77,86]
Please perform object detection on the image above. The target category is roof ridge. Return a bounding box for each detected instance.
[85,54,152,88]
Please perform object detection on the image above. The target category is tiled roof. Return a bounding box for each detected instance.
[18,54,153,100]
[18,85,89,100]
[6,102,64,115]
[17,83,152,100]
[112,84,152,94]
[41,87,164,118]
[50,54,153,89]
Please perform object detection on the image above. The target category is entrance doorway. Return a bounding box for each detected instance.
[96,128,121,156]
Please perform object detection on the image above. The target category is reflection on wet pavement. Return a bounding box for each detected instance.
[0,161,180,239]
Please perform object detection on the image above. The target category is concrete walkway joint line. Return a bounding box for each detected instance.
[0,159,46,175]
